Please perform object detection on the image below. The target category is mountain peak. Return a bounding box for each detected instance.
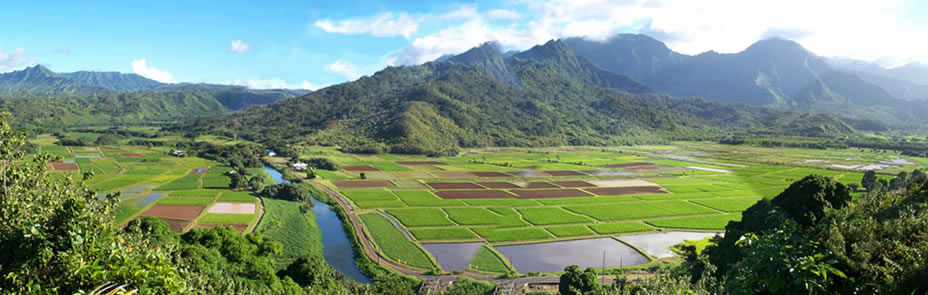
[448,42,504,64]
[22,64,55,76]
[515,39,574,61]
[743,38,811,57]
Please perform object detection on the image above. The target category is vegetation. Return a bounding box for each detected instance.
[359,213,434,269]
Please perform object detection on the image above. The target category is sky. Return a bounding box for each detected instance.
[1,0,927,90]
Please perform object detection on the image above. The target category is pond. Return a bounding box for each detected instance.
[136,192,165,208]
[494,238,649,273]
[421,242,485,271]
[263,166,372,284]
[618,232,721,258]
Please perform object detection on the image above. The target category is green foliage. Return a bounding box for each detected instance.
[559,265,601,295]
[441,279,495,295]
[255,198,322,258]
[155,174,201,190]
[259,183,313,203]
[385,208,455,227]
[588,222,653,234]
[0,112,187,293]
[469,246,510,273]
[862,170,878,192]
[409,228,477,240]
[646,214,741,230]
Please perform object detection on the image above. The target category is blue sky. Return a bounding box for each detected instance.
[2,0,926,89]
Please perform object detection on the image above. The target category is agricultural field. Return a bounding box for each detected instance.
[292,143,927,272]
[30,135,266,233]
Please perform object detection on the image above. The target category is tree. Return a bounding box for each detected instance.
[861,170,877,191]
[228,172,248,190]
[0,112,186,293]
[559,265,601,295]
[890,171,908,191]
[360,172,367,180]
[249,175,265,192]
[847,183,859,192]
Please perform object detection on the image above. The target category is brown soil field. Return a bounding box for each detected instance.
[333,180,396,188]
[396,161,447,165]
[626,165,663,171]
[435,190,515,199]
[470,171,512,177]
[586,186,666,196]
[188,168,210,175]
[552,181,594,188]
[426,182,484,189]
[511,189,592,199]
[120,153,145,157]
[142,217,190,232]
[544,170,588,176]
[513,182,559,189]
[436,172,474,178]
[603,162,654,168]
[51,162,79,171]
[141,205,206,220]
[194,223,248,233]
[343,165,381,171]
[478,182,521,189]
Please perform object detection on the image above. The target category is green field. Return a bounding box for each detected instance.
[256,198,323,258]
[359,213,435,269]
[469,246,510,273]
[646,214,742,230]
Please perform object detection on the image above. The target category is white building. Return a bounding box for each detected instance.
[267,150,277,157]
[292,162,308,170]
[170,150,185,157]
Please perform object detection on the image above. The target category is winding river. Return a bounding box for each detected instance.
[264,166,372,284]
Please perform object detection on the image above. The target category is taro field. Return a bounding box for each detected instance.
[34,138,264,233]
[292,144,922,273]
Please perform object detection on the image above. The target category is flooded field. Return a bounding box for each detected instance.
[619,232,720,258]
[494,238,649,273]
[421,242,485,271]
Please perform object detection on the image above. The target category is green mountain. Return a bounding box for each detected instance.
[179,41,853,154]
[0,66,307,127]
[58,70,165,91]
[0,65,106,94]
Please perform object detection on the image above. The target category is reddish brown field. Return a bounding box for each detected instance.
[426,182,484,189]
[396,161,447,165]
[586,186,666,196]
[157,218,191,232]
[195,223,248,233]
[544,170,588,176]
[552,181,594,188]
[435,190,515,199]
[51,162,79,171]
[436,172,474,178]
[626,165,663,171]
[188,168,210,175]
[343,165,381,171]
[120,153,145,157]
[514,182,559,189]
[478,182,521,189]
[333,180,396,188]
[141,205,206,220]
[511,189,592,199]
[470,171,512,177]
[603,162,654,168]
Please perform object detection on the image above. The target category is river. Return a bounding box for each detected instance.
[263,166,372,284]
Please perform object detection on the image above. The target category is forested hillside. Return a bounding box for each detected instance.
[178,41,855,155]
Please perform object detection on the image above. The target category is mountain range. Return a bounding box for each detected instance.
[177,38,855,155]
[0,65,309,126]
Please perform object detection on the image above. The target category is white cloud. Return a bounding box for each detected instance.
[325,60,361,80]
[130,58,177,83]
[0,46,34,73]
[442,4,478,20]
[315,12,419,38]
[485,9,520,20]
[57,45,71,54]
[225,78,322,90]
[384,0,927,67]
[228,40,250,53]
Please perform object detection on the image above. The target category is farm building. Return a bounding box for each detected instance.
[170,150,185,157]
[292,162,308,170]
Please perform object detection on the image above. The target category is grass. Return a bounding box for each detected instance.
[114,203,143,225]
[197,213,256,224]
[646,214,741,230]
[202,174,231,189]
[564,201,717,221]
[256,198,323,258]
[469,246,510,273]
[444,208,506,225]
[217,191,258,202]
[154,174,201,190]
[588,222,653,234]
[409,227,477,240]
[169,189,220,197]
[393,190,462,206]
[461,199,541,206]
[341,190,398,201]
[471,227,552,242]
[690,197,762,212]
[385,208,455,227]
[546,225,595,237]
[157,196,215,205]
[354,200,408,208]
[359,213,434,269]
[517,207,592,225]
